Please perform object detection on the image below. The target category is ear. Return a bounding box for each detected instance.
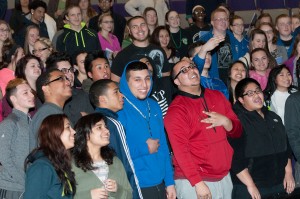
[31,9,34,14]
[211,20,214,27]
[99,95,107,104]
[41,85,50,96]
[10,95,17,106]
[174,78,180,86]
[87,71,93,79]
[237,97,244,105]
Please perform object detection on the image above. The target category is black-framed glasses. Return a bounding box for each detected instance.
[242,88,262,97]
[59,67,76,74]
[32,47,48,55]
[173,63,196,80]
[45,76,69,85]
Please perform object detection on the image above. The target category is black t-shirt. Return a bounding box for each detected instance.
[216,34,233,83]
[187,24,211,43]
[281,38,293,52]
[170,28,192,59]
[111,43,170,78]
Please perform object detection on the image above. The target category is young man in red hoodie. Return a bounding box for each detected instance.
[164,59,242,199]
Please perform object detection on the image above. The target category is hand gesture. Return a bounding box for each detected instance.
[146,138,160,154]
[90,187,108,199]
[195,181,212,199]
[201,111,232,131]
[105,179,118,193]
[247,184,261,199]
[166,185,176,199]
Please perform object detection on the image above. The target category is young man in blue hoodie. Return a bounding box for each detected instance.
[89,79,143,199]
[118,61,176,199]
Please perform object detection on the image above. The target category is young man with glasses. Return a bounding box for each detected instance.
[30,68,72,150]
[89,0,126,44]
[164,59,242,199]
[199,8,240,83]
[46,52,94,126]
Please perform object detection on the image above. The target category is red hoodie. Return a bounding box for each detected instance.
[164,88,242,186]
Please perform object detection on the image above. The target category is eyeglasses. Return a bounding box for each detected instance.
[102,21,114,24]
[99,0,110,3]
[32,47,48,55]
[173,63,196,80]
[45,76,69,85]
[0,28,9,33]
[214,17,228,22]
[59,67,76,74]
[232,24,244,27]
[263,30,273,35]
[242,88,262,97]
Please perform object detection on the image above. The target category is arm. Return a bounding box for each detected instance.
[285,95,300,161]
[0,121,25,184]
[164,105,202,186]
[236,169,261,199]
[24,162,55,199]
[283,158,295,194]
[125,0,141,17]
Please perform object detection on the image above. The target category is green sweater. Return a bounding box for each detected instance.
[73,156,132,199]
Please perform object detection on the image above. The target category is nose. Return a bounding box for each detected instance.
[71,127,76,135]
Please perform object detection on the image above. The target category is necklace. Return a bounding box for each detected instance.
[125,96,152,136]
[170,28,182,49]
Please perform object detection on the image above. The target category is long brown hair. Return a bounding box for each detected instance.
[26,114,76,196]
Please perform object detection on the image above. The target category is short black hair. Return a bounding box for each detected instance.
[46,52,71,70]
[89,79,116,107]
[36,68,61,102]
[125,61,148,81]
[84,50,108,76]
[29,0,47,11]
[188,41,206,58]
[235,77,260,100]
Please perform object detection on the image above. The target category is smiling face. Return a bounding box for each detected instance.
[166,11,180,29]
[259,24,274,43]
[33,41,51,62]
[60,119,76,150]
[0,23,9,42]
[275,67,292,92]
[276,16,292,37]
[251,33,266,49]
[173,60,200,89]
[158,29,170,48]
[211,11,229,33]
[127,69,151,100]
[102,82,124,112]
[66,6,82,28]
[11,83,35,112]
[31,6,45,24]
[24,58,42,81]
[193,7,206,22]
[27,28,40,47]
[230,62,246,83]
[88,58,111,81]
[145,10,157,26]
[238,82,264,111]
[251,50,269,73]
[129,17,149,42]
[230,18,244,36]
[88,119,110,148]
[56,61,75,87]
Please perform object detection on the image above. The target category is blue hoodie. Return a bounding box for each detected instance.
[117,62,174,188]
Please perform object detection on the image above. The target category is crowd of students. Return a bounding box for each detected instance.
[0,0,300,198]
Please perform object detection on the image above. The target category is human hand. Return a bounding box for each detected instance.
[284,171,295,194]
[195,181,212,199]
[146,138,160,154]
[105,179,117,192]
[201,111,232,131]
[166,185,176,199]
[90,187,108,199]
[247,184,261,199]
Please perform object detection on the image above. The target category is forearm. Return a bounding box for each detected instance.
[236,168,256,187]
